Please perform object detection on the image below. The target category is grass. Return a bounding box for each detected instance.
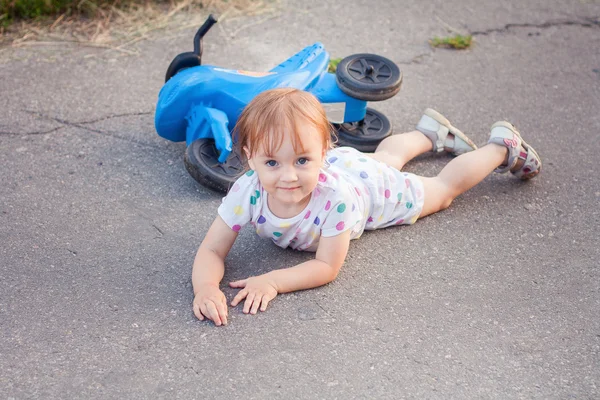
[1,0,278,49]
[0,0,141,29]
[429,34,473,50]
[1,0,114,20]
[328,57,341,73]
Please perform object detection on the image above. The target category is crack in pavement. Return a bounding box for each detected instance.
[397,53,432,65]
[53,111,153,125]
[397,17,599,65]
[1,110,152,136]
[1,110,167,151]
[0,126,63,135]
[471,17,599,36]
[151,223,165,238]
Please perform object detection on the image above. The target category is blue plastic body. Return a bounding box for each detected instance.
[155,42,367,162]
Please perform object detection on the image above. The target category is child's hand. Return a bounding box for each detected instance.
[192,283,228,326]
[229,275,278,314]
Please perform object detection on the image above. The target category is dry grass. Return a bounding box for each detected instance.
[1,0,279,54]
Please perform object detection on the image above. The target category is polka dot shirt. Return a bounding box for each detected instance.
[218,147,424,252]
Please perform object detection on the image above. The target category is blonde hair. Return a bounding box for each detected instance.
[234,88,334,160]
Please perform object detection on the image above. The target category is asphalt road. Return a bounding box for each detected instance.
[1,0,599,398]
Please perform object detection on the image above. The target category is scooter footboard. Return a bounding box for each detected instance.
[269,42,328,74]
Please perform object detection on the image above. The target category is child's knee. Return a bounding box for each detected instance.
[437,182,455,210]
[440,195,453,210]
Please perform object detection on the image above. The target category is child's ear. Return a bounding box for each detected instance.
[243,146,255,170]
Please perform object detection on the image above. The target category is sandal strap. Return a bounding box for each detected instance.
[416,108,477,155]
[488,122,522,173]
[416,112,449,153]
[512,140,542,179]
[446,125,478,155]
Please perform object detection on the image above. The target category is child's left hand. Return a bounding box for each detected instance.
[229,275,278,314]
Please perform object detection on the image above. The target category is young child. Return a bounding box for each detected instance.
[192,88,541,326]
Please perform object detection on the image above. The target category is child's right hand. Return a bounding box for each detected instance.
[192,283,228,326]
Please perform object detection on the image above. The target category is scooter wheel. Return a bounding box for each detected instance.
[336,54,402,101]
[184,139,244,193]
[165,52,201,82]
[333,108,392,152]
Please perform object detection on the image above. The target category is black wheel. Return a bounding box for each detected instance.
[335,54,402,101]
[165,52,201,82]
[184,139,244,193]
[333,108,392,152]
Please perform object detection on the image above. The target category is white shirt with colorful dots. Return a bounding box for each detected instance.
[218,147,425,252]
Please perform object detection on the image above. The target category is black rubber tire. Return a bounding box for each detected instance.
[184,139,244,193]
[165,52,201,82]
[333,108,392,152]
[335,53,402,101]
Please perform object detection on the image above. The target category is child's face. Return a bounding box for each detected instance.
[245,123,326,212]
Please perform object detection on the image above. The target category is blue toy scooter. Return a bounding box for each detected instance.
[155,15,402,192]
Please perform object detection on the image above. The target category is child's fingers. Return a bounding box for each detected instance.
[243,292,256,314]
[260,295,273,312]
[229,279,247,288]
[250,295,262,314]
[193,302,204,321]
[217,299,228,325]
[201,301,222,326]
[231,289,247,307]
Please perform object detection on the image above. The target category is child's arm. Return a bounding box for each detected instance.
[229,229,352,314]
[192,215,238,326]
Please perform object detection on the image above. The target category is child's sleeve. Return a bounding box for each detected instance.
[319,185,363,238]
[217,170,260,233]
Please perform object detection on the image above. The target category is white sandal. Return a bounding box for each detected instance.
[488,121,542,180]
[416,108,477,156]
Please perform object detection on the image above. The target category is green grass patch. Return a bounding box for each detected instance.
[0,0,261,31]
[1,0,115,20]
[328,57,341,73]
[429,34,473,50]
[0,0,180,27]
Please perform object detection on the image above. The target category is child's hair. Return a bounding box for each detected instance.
[234,88,334,160]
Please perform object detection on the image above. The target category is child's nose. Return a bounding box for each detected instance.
[280,166,298,181]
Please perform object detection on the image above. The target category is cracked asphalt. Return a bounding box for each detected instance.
[1,0,600,398]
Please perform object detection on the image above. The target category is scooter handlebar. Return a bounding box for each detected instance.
[193,14,218,56]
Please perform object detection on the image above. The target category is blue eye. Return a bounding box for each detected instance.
[266,160,278,167]
[297,158,308,165]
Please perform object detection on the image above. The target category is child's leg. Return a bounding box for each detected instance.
[418,121,542,218]
[418,144,507,217]
[365,108,477,170]
[366,131,432,170]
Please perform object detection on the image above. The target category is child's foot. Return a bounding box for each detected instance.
[416,108,478,156]
[488,121,542,180]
